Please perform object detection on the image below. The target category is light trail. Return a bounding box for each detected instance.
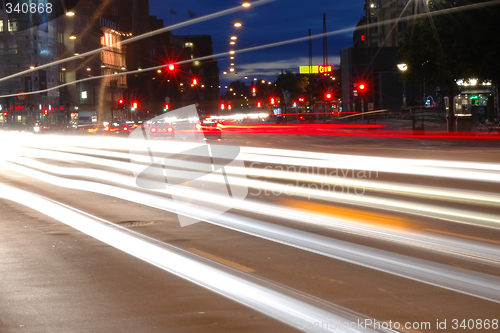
[2,160,500,304]
[0,0,277,86]
[4,153,500,265]
[1,0,499,99]
[0,183,382,333]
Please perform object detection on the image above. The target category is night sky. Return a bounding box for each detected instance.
[149,0,366,87]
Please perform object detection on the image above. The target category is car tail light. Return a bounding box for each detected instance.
[104,126,110,132]
[167,127,173,132]
[122,126,128,131]
[150,127,157,133]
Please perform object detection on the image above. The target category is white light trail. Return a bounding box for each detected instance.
[2,160,500,304]
[0,183,381,333]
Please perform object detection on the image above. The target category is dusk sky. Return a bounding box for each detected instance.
[149,0,366,87]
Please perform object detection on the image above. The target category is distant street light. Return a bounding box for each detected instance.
[234,20,242,27]
[69,32,77,40]
[242,1,251,7]
[397,63,408,107]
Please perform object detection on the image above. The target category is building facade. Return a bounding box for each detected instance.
[341,0,428,113]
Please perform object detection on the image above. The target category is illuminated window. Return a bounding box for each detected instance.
[0,20,3,32]
[8,20,17,32]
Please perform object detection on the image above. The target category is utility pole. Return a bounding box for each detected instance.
[323,14,327,66]
[308,29,312,75]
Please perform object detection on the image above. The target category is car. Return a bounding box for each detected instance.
[147,121,175,139]
[196,116,222,140]
[104,121,131,135]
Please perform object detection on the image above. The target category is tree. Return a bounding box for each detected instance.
[274,70,309,104]
[399,0,500,129]
[400,0,500,85]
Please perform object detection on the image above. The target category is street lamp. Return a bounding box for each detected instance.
[242,1,251,7]
[69,32,77,40]
[397,63,407,108]
[234,20,242,27]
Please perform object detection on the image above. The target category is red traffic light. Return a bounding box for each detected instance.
[118,99,124,105]
[257,101,261,108]
[168,64,175,71]
[132,102,138,109]
[298,97,304,103]
[325,93,332,99]
[252,87,256,93]
[164,103,170,111]
[270,97,275,104]
[359,83,366,90]
[361,35,366,41]
[3,112,8,116]
[192,78,198,85]
[220,103,225,110]
[43,109,49,115]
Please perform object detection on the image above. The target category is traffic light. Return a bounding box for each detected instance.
[252,87,256,94]
[132,102,138,110]
[118,98,124,105]
[192,78,198,85]
[358,83,366,91]
[257,101,261,108]
[270,97,275,105]
[168,64,175,71]
[298,97,305,103]
[3,112,8,117]
[325,93,332,100]
[228,104,232,110]
[220,103,225,110]
[164,103,170,112]
[43,109,49,115]
[293,101,297,107]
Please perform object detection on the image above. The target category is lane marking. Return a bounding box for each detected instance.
[425,228,500,246]
[188,247,256,273]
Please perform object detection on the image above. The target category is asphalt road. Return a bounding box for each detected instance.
[1,131,499,333]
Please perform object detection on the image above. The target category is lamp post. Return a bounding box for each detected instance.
[397,63,407,108]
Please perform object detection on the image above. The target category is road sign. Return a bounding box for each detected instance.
[16,90,27,101]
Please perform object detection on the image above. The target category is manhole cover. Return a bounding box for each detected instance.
[117,221,157,227]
